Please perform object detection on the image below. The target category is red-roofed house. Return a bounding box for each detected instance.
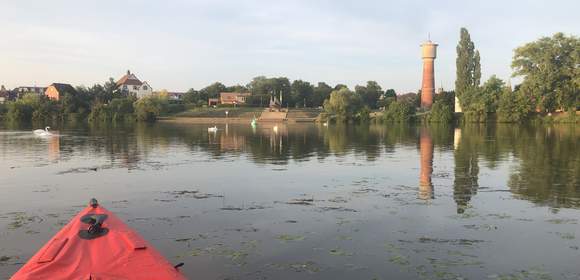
[45,83,77,101]
[116,70,152,98]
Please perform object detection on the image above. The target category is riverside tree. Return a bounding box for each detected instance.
[290,80,314,107]
[497,86,533,122]
[455,28,481,110]
[383,100,416,123]
[512,32,579,112]
[323,88,363,122]
[312,82,333,107]
[247,76,292,107]
[199,82,226,101]
[355,81,383,109]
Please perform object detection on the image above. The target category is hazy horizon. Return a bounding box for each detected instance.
[1,0,578,93]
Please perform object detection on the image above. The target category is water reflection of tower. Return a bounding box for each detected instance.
[48,135,60,161]
[419,127,434,200]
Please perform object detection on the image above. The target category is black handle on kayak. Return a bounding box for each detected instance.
[87,215,106,235]
[78,214,109,240]
[174,263,184,270]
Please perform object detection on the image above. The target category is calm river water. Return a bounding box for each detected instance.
[0,122,578,279]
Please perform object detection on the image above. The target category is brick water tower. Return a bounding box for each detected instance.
[420,39,438,109]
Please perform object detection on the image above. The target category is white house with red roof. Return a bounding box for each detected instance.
[116,70,152,98]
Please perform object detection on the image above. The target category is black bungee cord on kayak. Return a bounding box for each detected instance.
[79,199,110,239]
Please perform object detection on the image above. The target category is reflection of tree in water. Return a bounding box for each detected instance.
[382,124,416,153]
[504,125,580,209]
[89,123,143,169]
[453,125,482,214]
[7,122,576,209]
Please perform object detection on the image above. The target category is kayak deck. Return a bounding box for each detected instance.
[11,200,186,280]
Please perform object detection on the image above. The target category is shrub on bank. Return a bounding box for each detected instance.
[356,106,371,123]
[323,88,363,122]
[88,97,136,123]
[426,100,453,123]
[383,101,415,122]
[496,88,533,123]
[134,95,168,122]
[0,103,6,119]
[6,94,58,123]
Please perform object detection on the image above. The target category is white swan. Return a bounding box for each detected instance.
[208,126,218,132]
[33,126,53,137]
[273,125,278,133]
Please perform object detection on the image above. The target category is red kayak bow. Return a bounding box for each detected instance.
[11,199,187,280]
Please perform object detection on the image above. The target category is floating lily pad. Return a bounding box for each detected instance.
[329,248,352,256]
[277,234,305,242]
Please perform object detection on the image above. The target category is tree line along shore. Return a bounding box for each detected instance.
[0,29,577,125]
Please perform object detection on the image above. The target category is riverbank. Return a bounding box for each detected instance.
[163,107,323,123]
[159,117,255,124]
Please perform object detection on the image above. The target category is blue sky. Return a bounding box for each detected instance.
[1,0,578,93]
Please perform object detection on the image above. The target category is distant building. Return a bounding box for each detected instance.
[208,98,219,106]
[0,85,14,103]
[219,92,250,105]
[167,92,185,101]
[454,95,462,113]
[45,83,76,101]
[13,86,47,98]
[116,70,152,98]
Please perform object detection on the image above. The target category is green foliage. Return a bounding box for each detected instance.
[323,88,363,122]
[60,90,91,121]
[480,75,504,112]
[0,103,6,119]
[165,102,186,115]
[378,89,397,108]
[182,88,200,104]
[384,89,396,99]
[134,95,168,122]
[199,82,226,101]
[110,97,136,121]
[312,82,333,108]
[427,100,453,123]
[88,97,136,123]
[247,76,291,107]
[225,84,248,93]
[290,80,314,107]
[383,101,415,122]
[497,87,533,123]
[434,90,454,107]
[459,76,506,123]
[455,27,482,109]
[6,94,58,123]
[355,81,383,109]
[512,32,579,112]
[88,102,111,123]
[356,106,371,122]
[244,95,267,107]
[397,92,417,106]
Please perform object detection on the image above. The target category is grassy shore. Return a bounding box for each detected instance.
[172,107,263,119]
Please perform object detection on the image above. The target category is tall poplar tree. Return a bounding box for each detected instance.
[455,28,481,105]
